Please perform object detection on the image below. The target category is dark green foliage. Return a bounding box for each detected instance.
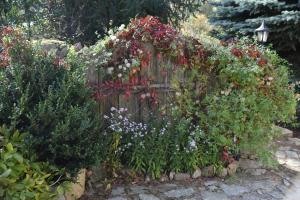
[1,0,204,43]
[0,43,104,175]
[209,0,300,53]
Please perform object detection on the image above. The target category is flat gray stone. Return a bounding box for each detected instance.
[249,168,267,176]
[220,184,250,196]
[130,186,148,194]
[202,191,229,200]
[204,180,219,187]
[111,187,125,196]
[164,188,195,198]
[138,194,160,200]
[108,197,128,200]
[285,151,299,159]
[239,159,263,170]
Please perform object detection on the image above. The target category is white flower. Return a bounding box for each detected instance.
[111,107,117,111]
[118,73,122,78]
[146,93,150,97]
[126,63,131,68]
[107,67,114,74]
[175,92,181,96]
[118,24,125,31]
[124,59,128,64]
[110,35,117,41]
[141,94,146,99]
[108,29,114,35]
[118,65,123,69]
[189,140,197,149]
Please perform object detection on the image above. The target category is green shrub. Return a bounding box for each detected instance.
[0,29,104,175]
[0,126,59,200]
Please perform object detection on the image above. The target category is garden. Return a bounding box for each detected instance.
[0,1,300,200]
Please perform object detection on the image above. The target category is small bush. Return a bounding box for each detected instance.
[0,27,104,175]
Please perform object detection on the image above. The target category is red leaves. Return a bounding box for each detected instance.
[230,48,243,58]
[258,58,268,67]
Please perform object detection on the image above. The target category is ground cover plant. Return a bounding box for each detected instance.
[85,16,297,178]
[0,27,104,177]
[0,126,67,200]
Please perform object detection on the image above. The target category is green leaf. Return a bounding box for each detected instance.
[0,169,11,178]
[6,143,14,152]
[13,153,23,163]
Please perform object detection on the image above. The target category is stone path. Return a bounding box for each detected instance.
[81,128,300,200]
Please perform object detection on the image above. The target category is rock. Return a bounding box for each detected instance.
[169,172,175,181]
[275,126,293,138]
[145,175,151,183]
[220,184,250,196]
[249,169,267,176]
[108,197,127,200]
[207,185,219,191]
[288,137,300,146]
[111,187,125,196]
[227,161,239,176]
[160,175,168,182]
[164,188,195,198]
[239,158,262,170]
[174,173,190,181]
[65,169,86,200]
[130,186,148,194]
[57,195,65,200]
[202,191,229,200]
[204,180,218,187]
[283,179,291,187]
[202,166,215,177]
[217,168,228,178]
[285,150,299,159]
[257,189,263,195]
[138,194,160,200]
[192,168,201,179]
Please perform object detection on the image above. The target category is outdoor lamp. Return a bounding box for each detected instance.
[255,21,269,43]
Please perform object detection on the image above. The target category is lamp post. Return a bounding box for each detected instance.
[255,20,269,44]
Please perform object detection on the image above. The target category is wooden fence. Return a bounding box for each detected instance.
[86,43,186,122]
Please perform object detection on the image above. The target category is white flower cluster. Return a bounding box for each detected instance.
[105,107,148,138]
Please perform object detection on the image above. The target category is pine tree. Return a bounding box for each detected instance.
[209,0,300,54]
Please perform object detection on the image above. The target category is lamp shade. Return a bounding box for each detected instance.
[255,21,269,43]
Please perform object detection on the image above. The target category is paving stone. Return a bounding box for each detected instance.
[201,191,229,200]
[239,159,263,170]
[130,186,148,194]
[285,151,299,159]
[220,184,250,196]
[248,169,267,176]
[164,188,195,198]
[203,180,218,187]
[138,194,160,200]
[288,137,300,146]
[268,189,284,199]
[207,185,219,191]
[108,196,128,200]
[283,179,291,187]
[184,197,202,200]
[111,187,125,196]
